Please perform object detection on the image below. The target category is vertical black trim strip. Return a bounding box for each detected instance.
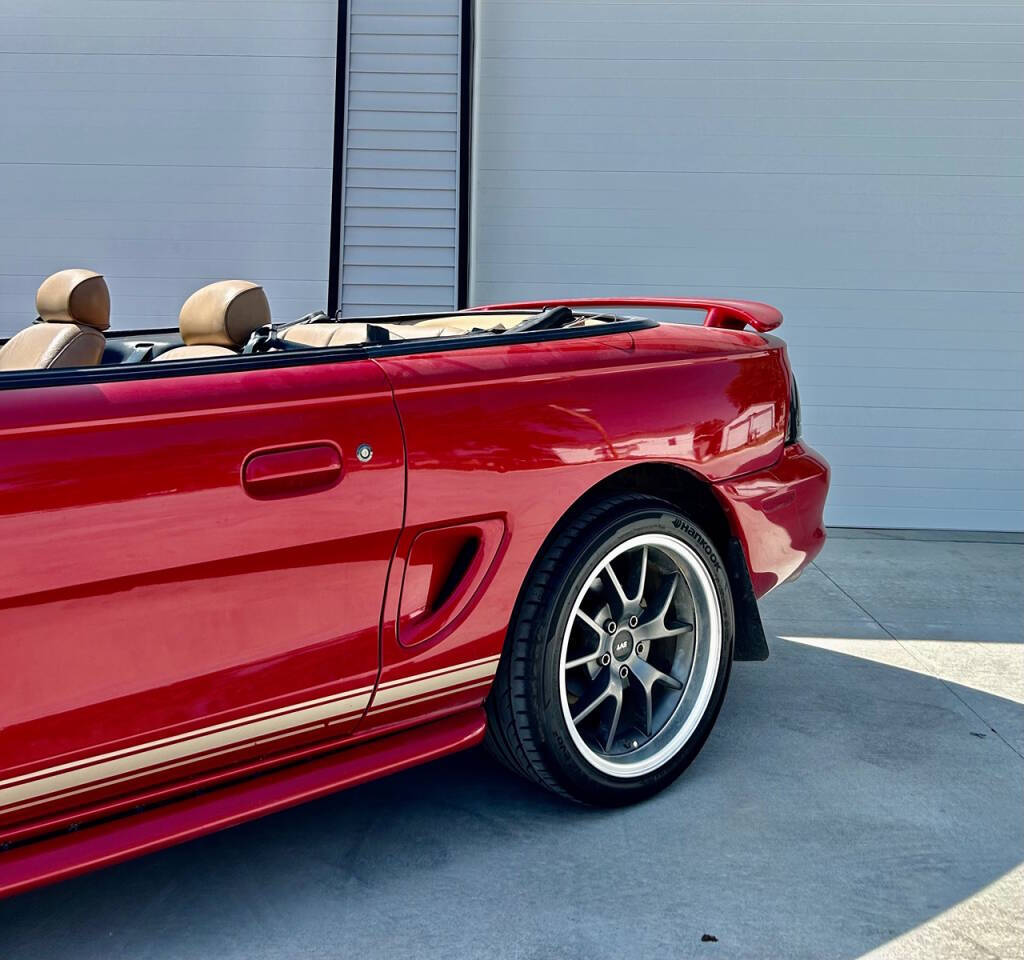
[456,0,474,309]
[327,0,349,316]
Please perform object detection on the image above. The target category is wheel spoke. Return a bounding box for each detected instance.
[604,685,623,752]
[630,656,683,692]
[574,609,604,637]
[633,620,694,643]
[654,573,679,622]
[565,649,602,670]
[601,561,629,610]
[633,573,693,643]
[641,680,654,737]
[571,674,613,726]
[633,546,648,603]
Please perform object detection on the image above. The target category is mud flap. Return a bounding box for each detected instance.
[726,537,770,661]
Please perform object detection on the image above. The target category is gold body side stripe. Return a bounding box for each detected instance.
[0,655,501,813]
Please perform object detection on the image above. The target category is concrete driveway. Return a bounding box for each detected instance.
[1,530,1021,960]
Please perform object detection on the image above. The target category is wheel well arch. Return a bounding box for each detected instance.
[520,461,767,661]
[571,462,735,557]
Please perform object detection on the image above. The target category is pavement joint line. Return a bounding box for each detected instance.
[808,561,1024,762]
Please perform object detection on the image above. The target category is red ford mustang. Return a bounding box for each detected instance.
[0,270,829,896]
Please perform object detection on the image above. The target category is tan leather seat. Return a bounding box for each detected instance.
[0,269,109,371]
[154,280,270,362]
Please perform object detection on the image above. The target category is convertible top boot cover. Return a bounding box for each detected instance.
[0,269,109,371]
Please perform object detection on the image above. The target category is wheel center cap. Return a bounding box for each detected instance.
[611,631,634,662]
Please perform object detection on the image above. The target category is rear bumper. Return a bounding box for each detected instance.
[714,442,830,598]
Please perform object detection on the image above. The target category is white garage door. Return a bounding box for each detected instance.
[0,0,336,336]
[338,0,462,316]
[471,1,1024,532]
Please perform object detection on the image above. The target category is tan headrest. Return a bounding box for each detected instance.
[36,269,110,330]
[179,280,270,348]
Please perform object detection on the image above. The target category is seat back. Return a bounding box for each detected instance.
[154,280,270,362]
[0,269,109,371]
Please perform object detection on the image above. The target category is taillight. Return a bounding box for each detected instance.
[786,374,802,444]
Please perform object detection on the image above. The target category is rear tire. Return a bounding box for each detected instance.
[485,494,734,806]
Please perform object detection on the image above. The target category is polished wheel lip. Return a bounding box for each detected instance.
[558,532,722,779]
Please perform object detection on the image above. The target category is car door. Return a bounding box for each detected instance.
[0,356,403,829]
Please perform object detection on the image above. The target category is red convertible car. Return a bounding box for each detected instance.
[0,270,828,896]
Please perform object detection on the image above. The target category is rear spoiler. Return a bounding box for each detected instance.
[468,297,782,334]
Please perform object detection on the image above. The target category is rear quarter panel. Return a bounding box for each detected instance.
[361,323,789,733]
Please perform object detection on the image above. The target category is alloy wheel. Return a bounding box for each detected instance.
[557,532,722,778]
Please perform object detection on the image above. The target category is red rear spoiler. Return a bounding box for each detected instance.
[468,297,782,333]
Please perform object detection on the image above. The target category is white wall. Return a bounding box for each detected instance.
[471,0,1024,532]
[338,0,461,316]
[0,0,336,335]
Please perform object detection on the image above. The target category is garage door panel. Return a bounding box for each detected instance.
[344,188,455,210]
[0,0,334,338]
[488,21,1016,44]
[800,385,1019,413]
[487,53,1023,83]
[0,49,329,79]
[349,71,456,94]
[353,14,459,35]
[341,303,455,316]
[476,144,1022,180]
[483,1,1022,29]
[3,35,332,58]
[4,221,326,247]
[342,284,453,306]
[0,172,329,207]
[348,129,457,151]
[472,261,1020,295]
[474,236,1021,276]
[15,1,330,18]
[338,0,461,316]
[349,52,457,75]
[806,403,1024,429]
[6,15,334,43]
[346,168,456,190]
[352,33,458,57]
[794,346,1024,374]
[798,366,1022,393]
[829,505,1024,531]
[343,243,455,268]
[348,148,458,172]
[819,445,1024,473]
[810,427,1024,458]
[827,486,1022,514]
[480,76,1024,104]
[350,91,459,113]
[476,111,1023,142]
[346,207,455,229]
[483,39,1021,64]
[473,0,1024,531]
[818,463,1024,493]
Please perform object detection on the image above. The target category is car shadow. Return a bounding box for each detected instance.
[0,637,1020,960]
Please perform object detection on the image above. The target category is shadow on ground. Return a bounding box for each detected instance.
[1,634,1020,960]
